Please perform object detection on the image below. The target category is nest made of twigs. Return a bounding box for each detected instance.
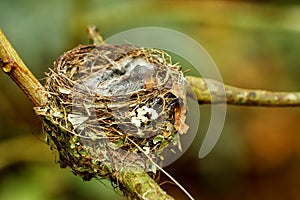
[36,43,188,185]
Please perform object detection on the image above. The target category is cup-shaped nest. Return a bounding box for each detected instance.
[37,43,189,182]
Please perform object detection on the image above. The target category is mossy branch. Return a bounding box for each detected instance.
[120,167,174,200]
[187,76,300,107]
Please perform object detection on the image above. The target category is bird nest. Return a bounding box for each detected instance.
[36,43,189,183]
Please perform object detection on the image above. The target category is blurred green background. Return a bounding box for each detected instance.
[1,0,300,199]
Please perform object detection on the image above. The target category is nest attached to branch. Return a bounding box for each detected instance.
[36,43,189,189]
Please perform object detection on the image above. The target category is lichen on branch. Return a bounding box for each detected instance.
[187,76,300,107]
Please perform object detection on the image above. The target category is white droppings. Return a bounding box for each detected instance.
[131,105,159,127]
[137,106,149,116]
[140,115,148,123]
[131,117,142,127]
[143,146,150,155]
[150,109,158,120]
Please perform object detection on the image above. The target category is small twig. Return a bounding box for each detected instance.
[0,29,48,107]
[187,76,300,107]
[87,25,104,45]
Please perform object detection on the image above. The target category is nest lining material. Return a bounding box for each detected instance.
[37,43,189,182]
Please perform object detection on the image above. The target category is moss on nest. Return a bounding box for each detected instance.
[36,43,188,195]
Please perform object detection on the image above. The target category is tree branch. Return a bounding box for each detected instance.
[187,76,300,107]
[0,29,48,107]
[120,167,174,200]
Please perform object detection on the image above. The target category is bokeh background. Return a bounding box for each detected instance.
[1,0,300,199]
